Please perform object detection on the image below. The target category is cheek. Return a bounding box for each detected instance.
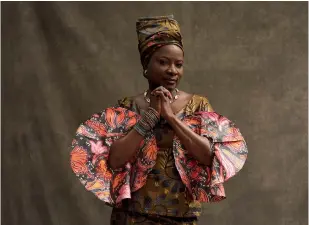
[148,65,165,77]
[146,68,161,82]
[178,69,184,78]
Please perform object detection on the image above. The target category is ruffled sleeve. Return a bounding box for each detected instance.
[70,107,141,207]
[174,111,248,203]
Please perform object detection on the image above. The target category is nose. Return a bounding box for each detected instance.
[167,64,178,75]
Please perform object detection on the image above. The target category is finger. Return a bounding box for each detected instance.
[165,91,173,100]
[152,90,164,97]
[153,90,169,102]
[152,90,167,98]
[151,86,169,94]
[151,86,163,93]
[160,87,173,100]
[152,89,172,100]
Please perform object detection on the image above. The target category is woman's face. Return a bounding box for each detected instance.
[146,44,184,91]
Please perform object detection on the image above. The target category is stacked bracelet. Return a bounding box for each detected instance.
[133,107,160,137]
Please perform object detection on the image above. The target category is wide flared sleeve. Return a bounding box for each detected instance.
[174,111,248,203]
[70,107,141,206]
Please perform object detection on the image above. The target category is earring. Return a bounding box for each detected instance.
[143,70,148,77]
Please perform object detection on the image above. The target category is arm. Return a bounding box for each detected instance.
[166,114,212,166]
[153,90,212,166]
[109,95,163,170]
[108,129,144,170]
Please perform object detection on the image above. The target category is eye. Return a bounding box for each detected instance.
[159,59,167,65]
[176,63,183,68]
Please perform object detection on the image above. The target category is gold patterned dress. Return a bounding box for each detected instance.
[69,94,248,225]
[110,95,213,225]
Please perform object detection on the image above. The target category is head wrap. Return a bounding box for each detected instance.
[136,15,183,70]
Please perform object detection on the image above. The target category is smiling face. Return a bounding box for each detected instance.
[145,44,184,91]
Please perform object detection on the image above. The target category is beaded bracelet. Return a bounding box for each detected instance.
[133,107,159,137]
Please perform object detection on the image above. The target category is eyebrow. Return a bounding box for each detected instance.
[158,56,184,62]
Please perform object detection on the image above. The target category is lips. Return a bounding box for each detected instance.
[165,80,177,85]
[164,78,178,84]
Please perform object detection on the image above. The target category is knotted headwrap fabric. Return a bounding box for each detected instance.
[136,15,184,70]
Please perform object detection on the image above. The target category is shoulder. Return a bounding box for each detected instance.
[194,94,212,105]
[195,94,214,112]
[187,93,214,113]
[117,96,133,108]
[117,93,146,113]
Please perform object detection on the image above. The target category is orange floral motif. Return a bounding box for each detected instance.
[197,188,209,202]
[143,139,158,161]
[96,160,112,180]
[126,116,138,129]
[114,107,126,126]
[106,108,117,129]
[77,125,98,139]
[85,120,107,136]
[85,179,106,191]
[127,110,136,117]
[70,146,88,174]
[113,172,127,192]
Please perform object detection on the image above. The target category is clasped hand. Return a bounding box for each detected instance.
[149,86,175,121]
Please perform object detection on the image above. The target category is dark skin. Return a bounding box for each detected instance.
[108,45,212,169]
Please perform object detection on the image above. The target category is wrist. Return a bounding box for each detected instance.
[147,107,160,119]
[166,113,177,124]
[133,107,159,137]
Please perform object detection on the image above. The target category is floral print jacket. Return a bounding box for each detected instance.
[70,95,248,207]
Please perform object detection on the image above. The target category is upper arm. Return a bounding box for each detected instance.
[198,96,214,112]
[117,97,132,109]
[117,96,142,114]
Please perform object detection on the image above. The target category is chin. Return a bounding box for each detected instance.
[162,83,178,91]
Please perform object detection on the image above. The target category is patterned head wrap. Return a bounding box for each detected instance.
[136,15,183,70]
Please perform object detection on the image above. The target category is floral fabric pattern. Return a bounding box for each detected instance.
[70,97,248,207]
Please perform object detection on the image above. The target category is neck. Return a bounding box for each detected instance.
[148,83,159,92]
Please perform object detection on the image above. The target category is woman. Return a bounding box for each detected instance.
[70,15,248,225]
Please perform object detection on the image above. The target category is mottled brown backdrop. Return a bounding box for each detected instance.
[2,2,308,225]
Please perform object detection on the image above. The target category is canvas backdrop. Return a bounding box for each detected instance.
[2,2,308,225]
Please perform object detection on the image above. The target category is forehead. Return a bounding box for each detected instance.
[152,44,184,60]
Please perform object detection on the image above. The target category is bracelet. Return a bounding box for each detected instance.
[133,107,159,136]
